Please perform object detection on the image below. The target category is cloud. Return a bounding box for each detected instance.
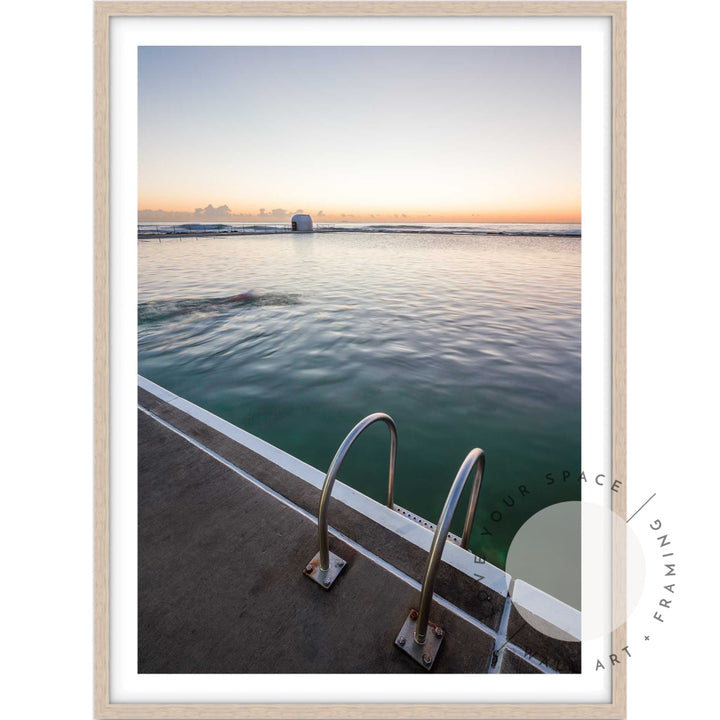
[258,207,292,218]
[140,204,253,222]
[194,203,232,218]
[138,208,184,221]
[139,204,367,223]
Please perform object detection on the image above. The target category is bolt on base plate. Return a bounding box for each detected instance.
[303,551,346,589]
[395,610,444,670]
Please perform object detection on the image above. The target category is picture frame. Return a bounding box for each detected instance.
[94,2,626,718]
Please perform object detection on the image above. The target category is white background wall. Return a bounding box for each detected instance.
[1,0,717,717]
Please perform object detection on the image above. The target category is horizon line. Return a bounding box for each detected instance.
[138,207,581,224]
[137,218,581,225]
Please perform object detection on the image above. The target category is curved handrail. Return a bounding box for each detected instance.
[459,450,485,549]
[317,413,398,571]
[414,448,486,644]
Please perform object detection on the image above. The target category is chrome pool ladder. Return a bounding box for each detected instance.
[303,412,485,595]
[303,412,398,589]
[394,448,486,669]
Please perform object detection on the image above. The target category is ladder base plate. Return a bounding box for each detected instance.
[395,611,444,670]
[303,551,346,589]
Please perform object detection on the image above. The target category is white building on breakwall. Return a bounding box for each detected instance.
[291,214,313,232]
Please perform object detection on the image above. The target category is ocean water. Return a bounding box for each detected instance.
[138,224,581,567]
[139,220,581,238]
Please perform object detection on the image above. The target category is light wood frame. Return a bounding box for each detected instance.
[94,2,626,718]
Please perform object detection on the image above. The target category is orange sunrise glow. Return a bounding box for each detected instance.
[139,46,580,224]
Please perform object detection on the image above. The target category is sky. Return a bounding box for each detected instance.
[138,46,580,223]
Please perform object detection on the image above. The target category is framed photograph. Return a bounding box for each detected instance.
[95,2,626,718]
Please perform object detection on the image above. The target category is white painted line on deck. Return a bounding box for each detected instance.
[488,595,514,674]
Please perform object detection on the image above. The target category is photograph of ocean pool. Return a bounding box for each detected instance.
[138,224,581,569]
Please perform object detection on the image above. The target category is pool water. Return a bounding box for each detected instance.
[138,228,581,568]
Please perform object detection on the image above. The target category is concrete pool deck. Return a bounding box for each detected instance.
[138,377,580,674]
